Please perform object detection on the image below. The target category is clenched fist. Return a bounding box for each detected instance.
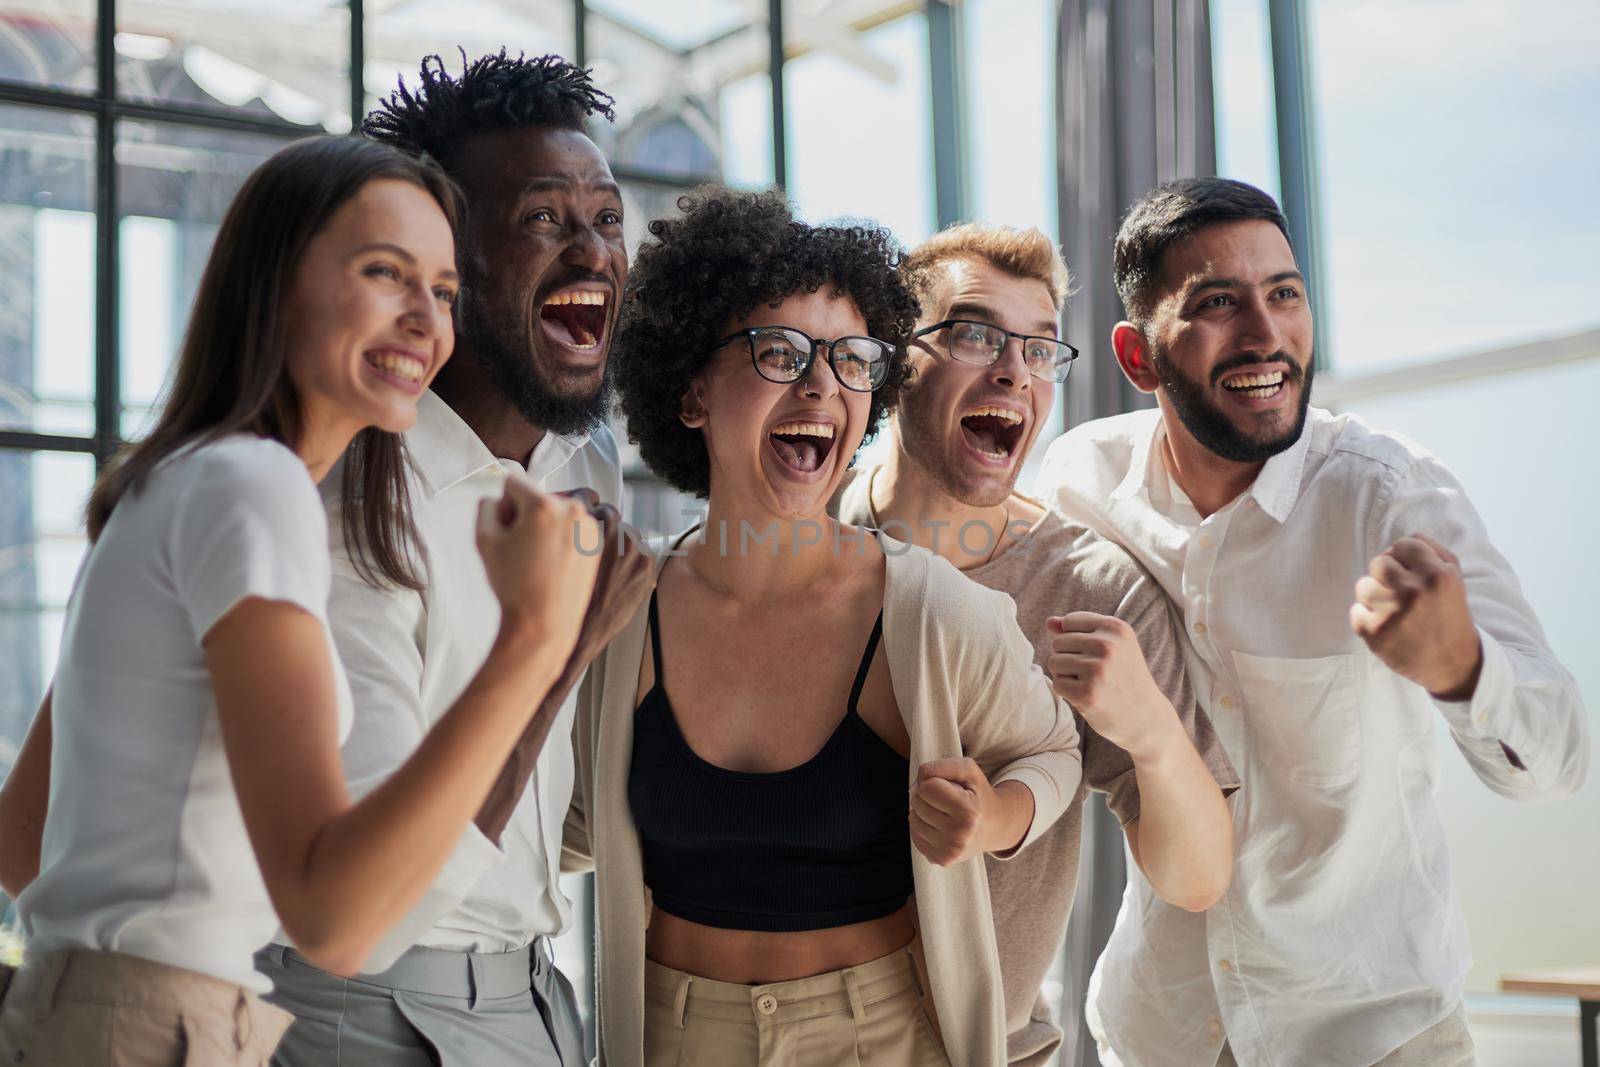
[1351,533,1482,701]
[909,758,1032,867]
[1046,611,1182,762]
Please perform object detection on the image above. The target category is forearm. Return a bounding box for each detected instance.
[0,692,53,899]
[293,629,565,969]
[1126,720,1233,911]
[983,780,1037,855]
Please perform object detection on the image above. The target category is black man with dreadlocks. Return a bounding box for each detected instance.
[256,51,650,1067]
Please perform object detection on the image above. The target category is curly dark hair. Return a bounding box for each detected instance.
[361,50,615,173]
[613,187,920,498]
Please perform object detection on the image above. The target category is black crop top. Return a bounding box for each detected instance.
[627,590,914,932]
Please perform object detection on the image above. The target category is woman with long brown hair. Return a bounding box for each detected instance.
[0,135,602,1064]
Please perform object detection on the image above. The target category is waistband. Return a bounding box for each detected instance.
[15,950,288,1047]
[267,938,554,1000]
[644,939,923,1028]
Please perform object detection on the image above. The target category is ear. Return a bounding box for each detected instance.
[679,379,707,429]
[1111,321,1160,394]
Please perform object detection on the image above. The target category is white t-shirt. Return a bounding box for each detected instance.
[18,435,353,992]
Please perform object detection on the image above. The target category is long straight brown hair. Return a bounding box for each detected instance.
[86,135,463,591]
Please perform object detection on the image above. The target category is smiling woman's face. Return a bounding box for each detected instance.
[684,287,876,522]
[281,177,458,436]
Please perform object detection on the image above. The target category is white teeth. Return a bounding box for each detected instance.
[1222,370,1286,390]
[964,405,1023,424]
[771,421,835,439]
[368,351,425,383]
[544,290,608,307]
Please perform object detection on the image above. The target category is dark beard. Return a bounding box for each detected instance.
[1150,346,1313,463]
[457,290,613,439]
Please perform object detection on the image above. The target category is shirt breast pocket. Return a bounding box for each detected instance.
[1230,649,1361,789]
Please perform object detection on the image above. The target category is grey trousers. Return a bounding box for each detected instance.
[256,940,585,1067]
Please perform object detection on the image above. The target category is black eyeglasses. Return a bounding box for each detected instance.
[713,326,895,393]
[913,319,1079,383]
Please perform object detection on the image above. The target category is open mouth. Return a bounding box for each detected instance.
[768,419,837,475]
[363,348,427,389]
[959,405,1026,463]
[538,288,609,351]
[1219,368,1287,400]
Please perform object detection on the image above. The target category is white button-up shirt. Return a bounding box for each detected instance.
[1037,406,1588,1067]
[318,390,623,972]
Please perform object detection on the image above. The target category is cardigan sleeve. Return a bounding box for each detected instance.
[933,559,1084,855]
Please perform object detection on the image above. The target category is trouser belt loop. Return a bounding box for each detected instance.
[673,975,690,1030]
[31,954,71,1024]
[468,954,484,1011]
[843,968,868,1026]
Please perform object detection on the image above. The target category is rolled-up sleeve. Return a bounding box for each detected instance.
[1376,456,1589,802]
[960,593,1084,855]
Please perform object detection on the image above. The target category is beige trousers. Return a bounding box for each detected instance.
[1214,1005,1477,1066]
[643,941,950,1067]
[0,950,292,1066]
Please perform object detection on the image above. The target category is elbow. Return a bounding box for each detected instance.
[1170,875,1230,913]
[279,915,376,979]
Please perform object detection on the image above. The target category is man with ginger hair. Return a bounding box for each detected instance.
[835,222,1239,1064]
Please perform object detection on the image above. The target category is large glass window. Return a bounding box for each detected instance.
[786,9,935,245]
[587,0,771,187]
[1307,0,1600,373]
[1208,0,1280,203]
[0,0,96,92]
[116,119,284,437]
[964,0,1056,235]
[0,103,96,437]
[116,0,349,130]
[0,449,92,774]
[364,2,573,116]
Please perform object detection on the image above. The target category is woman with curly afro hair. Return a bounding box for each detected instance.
[565,188,1084,1067]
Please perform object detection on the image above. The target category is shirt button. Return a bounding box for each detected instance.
[756,993,778,1015]
[1218,958,1234,973]
[1197,534,1214,549]
[1193,621,1208,636]
[1218,695,1236,710]
[1207,1016,1222,1038]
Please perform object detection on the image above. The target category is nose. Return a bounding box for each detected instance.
[986,335,1031,391]
[400,279,449,341]
[561,220,610,274]
[1235,292,1286,356]
[795,347,840,401]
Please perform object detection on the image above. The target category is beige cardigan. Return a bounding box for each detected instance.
[564,532,1083,1067]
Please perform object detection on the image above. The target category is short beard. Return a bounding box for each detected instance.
[1150,344,1313,464]
[893,377,1013,508]
[457,290,613,439]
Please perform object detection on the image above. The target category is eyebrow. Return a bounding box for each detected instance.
[520,176,624,200]
[350,243,458,281]
[1187,270,1305,297]
[946,301,1059,337]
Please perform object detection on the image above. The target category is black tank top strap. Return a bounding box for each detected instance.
[847,612,884,714]
[647,589,664,682]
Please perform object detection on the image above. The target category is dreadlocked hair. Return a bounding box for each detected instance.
[362,49,616,171]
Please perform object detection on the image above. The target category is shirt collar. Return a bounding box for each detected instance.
[405,390,593,497]
[1247,419,1314,523]
[1110,406,1312,523]
[1110,409,1163,502]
